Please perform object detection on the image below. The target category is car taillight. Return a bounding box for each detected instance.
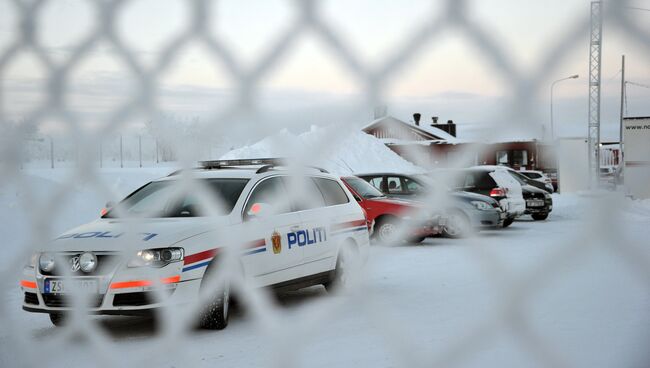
[490,188,506,197]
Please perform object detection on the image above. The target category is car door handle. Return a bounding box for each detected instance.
[290,225,300,232]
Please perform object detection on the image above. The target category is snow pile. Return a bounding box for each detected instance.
[221,126,424,175]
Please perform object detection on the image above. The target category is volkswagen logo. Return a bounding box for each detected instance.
[70,256,81,272]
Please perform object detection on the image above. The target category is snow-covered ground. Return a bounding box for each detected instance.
[1,167,649,367]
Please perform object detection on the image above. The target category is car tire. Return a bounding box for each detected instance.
[325,241,357,292]
[532,213,549,221]
[198,281,230,330]
[502,217,514,228]
[375,217,401,243]
[442,211,471,238]
[49,313,66,327]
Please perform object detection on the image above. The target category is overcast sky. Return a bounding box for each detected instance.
[1,0,649,141]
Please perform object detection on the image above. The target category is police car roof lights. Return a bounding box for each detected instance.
[197,158,329,174]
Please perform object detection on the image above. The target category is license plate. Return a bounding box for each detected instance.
[527,200,544,207]
[44,279,99,294]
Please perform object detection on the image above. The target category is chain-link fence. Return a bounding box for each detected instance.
[1,0,649,367]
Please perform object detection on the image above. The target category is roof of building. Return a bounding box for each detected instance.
[362,116,459,143]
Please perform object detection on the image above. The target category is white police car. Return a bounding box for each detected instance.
[21,159,370,329]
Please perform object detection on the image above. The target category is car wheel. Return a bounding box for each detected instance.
[325,242,357,292]
[375,218,401,243]
[502,217,514,228]
[198,280,230,330]
[49,313,66,327]
[532,213,549,221]
[442,211,471,238]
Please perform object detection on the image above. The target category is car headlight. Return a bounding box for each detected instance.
[127,248,184,268]
[39,252,55,272]
[470,201,492,211]
[79,252,98,273]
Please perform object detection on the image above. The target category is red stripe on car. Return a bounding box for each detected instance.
[184,248,219,265]
[331,219,366,231]
[247,239,266,248]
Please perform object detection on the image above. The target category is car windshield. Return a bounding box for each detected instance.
[344,177,385,199]
[104,178,249,218]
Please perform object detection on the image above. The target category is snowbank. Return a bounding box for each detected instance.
[220,126,424,176]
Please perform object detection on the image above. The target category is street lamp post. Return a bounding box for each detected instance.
[550,74,579,140]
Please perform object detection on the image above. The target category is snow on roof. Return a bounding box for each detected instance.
[220,125,425,176]
[362,116,460,143]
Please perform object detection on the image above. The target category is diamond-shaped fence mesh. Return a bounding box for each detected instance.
[1,0,649,367]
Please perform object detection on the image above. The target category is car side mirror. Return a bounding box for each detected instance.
[101,201,115,217]
[246,202,274,219]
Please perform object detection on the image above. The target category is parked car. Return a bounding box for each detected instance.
[431,167,526,228]
[509,170,553,193]
[480,166,553,221]
[520,170,554,192]
[355,173,505,237]
[340,176,444,243]
[21,159,370,329]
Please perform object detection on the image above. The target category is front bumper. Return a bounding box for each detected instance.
[21,261,200,315]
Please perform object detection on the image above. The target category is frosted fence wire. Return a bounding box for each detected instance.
[1,0,649,367]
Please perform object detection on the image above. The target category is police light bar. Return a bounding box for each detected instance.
[199,158,287,169]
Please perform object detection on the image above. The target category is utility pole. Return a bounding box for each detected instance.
[618,55,625,184]
[587,1,603,188]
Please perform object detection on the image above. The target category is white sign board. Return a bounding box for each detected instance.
[623,117,650,198]
[558,138,589,193]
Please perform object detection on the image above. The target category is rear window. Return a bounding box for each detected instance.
[105,178,249,218]
[313,178,349,206]
[470,171,497,189]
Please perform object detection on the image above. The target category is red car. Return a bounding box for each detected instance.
[341,176,443,243]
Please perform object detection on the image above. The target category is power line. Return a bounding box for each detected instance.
[623,6,650,12]
[626,80,650,89]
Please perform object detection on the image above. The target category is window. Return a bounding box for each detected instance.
[523,172,541,179]
[313,178,349,206]
[244,177,292,219]
[472,172,498,190]
[343,177,385,199]
[403,177,423,193]
[386,176,404,194]
[367,177,383,191]
[496,150,509,165]
[284,176,325,211]
[463,173,476,188]
[106,179,249,218]
[512,150,528,167]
